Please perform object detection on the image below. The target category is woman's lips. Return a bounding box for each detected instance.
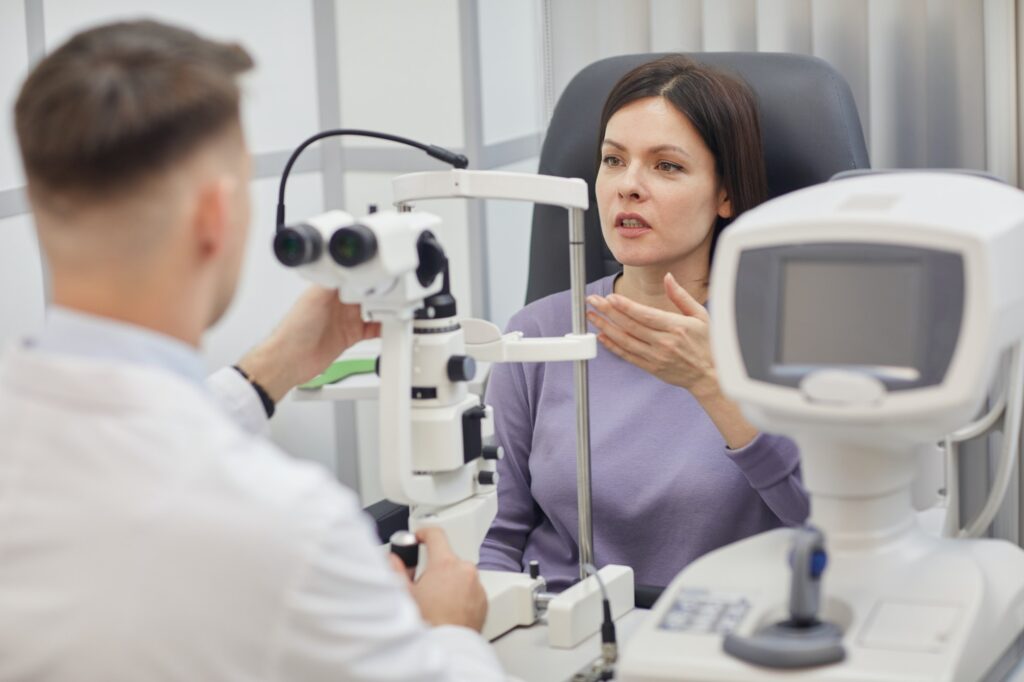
[616,225,652,238]
[615,213,652,238]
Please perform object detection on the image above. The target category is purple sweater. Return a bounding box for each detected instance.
[478,275,809,591]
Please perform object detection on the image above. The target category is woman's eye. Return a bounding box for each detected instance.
[602,155,623,167]
[657,161,683,172]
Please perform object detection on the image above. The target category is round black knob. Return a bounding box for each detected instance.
[529,560,540,579]
[329,224,377,267]
[389,530,419,569]
[447,355,476,383]
[273,224,322,267]
[482,444,504,461]
[478,471,499,486]
[367,203,378,214]
[374,355,381,377]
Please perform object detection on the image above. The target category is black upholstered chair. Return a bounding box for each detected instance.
[525,52,870,305]
[523,53,869,607]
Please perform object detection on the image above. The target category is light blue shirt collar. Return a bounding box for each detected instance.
[29,306,207,386]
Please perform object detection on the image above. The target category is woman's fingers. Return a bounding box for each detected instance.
[588,310,655,363]
[596,332,656,374]
[588,295,650,330]
[603,294,679,332]
[663,273,709,322]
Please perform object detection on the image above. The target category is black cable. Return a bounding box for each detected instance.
[583,562,618,671]
[275,129,469,230]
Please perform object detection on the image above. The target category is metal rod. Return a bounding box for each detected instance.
[569,206,594,579]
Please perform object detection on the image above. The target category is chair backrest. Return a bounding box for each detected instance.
[525,52,870,304]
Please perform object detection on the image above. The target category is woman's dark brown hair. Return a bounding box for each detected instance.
[598,55,768,261]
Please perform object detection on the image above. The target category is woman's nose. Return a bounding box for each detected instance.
[617,164,647,201]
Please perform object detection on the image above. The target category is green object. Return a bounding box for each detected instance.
[299,358,377,389]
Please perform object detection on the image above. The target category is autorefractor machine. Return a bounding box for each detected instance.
[618,172,1024,681]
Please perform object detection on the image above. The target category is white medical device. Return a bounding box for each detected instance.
[275,168,634,651]
[618,173,1024,681]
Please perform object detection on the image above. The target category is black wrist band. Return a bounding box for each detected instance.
[232,365,276,419]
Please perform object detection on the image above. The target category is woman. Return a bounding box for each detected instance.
[478,55,810,592]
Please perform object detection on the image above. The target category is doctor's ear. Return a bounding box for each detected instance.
[193,175,239,258]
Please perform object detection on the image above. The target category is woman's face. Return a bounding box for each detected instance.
[596,96,732,269]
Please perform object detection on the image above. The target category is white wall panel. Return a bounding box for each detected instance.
[0,214,45,347]
[1018,0,1024,184]
[702,0,757,51]
[484,158,539,332]
[984,0,1018,184]
[478,0,544,145]
[548,0,650,118]
[595,0,651,59]
[867,0,928,168]
[0,2,28,191]
[203,173,337,471]
[650,0,704,52]
[925,0,985,170]
[756,0,812,53]
[811,0,871,143]
[343,172,473,316]
[548,0,598,101]
[42,0,319,156]
[335,0,464,149]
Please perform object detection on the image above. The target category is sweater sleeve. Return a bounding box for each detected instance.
[725,433,810,526]
[478,357,541,573]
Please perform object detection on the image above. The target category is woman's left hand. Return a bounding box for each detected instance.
[586,273,720,399]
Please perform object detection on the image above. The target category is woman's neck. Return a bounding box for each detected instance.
[613,260,710,313]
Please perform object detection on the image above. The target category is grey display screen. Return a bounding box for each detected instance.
[778,260,923,368]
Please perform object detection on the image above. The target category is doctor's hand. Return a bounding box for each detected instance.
[236,285,381,402]
[586,272,720,400]
[389,527,488,632]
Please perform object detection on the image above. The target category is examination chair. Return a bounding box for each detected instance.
[524,52,870,607]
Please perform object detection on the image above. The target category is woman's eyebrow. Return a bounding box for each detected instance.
[650,144,691,158]
[601,139,691,159]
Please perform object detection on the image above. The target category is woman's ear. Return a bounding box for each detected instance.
[717,186,734,219]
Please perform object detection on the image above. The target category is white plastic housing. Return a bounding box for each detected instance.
[392,169,589,209]
[547,565,635,649]
[711,173,1024,446]
[282,209,444,316]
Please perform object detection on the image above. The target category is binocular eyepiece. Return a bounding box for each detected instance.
[274,223,378,268]
[329,225,377,267]
[273,224,322,267]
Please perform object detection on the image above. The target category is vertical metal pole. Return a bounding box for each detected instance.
[457,0,490,320]
[569,206,594,578]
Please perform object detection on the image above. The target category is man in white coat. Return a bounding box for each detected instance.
[0,19,507,681]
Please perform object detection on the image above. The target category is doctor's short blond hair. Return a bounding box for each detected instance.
[14,20,253,208]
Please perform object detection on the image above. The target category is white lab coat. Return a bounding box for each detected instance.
[0,344,506,681]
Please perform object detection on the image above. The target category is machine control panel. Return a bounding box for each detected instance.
[658,589,750,635]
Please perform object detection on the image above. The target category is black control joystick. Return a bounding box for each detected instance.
[389,530,420,580]
[723,525,846,669]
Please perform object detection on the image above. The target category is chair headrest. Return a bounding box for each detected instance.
[526,52,870,304]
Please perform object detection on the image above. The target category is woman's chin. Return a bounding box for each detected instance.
[609,246,672,269]
[608,237,708,270]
